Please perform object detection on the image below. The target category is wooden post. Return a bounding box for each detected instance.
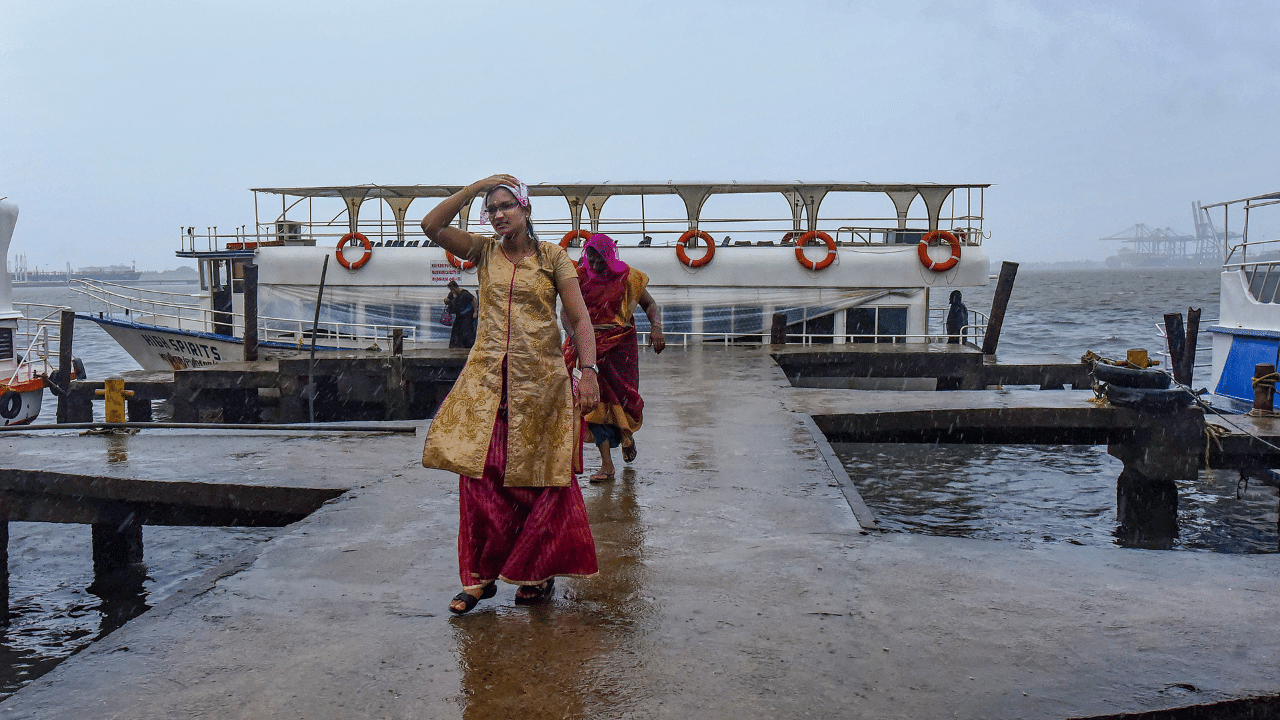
[1254,363,1275,413]
[770,312,788,345]
[126,395,153,422]
[1164,313,1187,383]
[0,496,8,625]
[1181,308,1201,385]
[89,509,145,595]
[243,262,259,362]
[55,310,75,423]
[980,261,1019,355]
[392,328,404,356]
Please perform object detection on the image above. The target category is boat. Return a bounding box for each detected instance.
[1,199,69,426]
[1204,191,1280,411]
[74,182,996,372]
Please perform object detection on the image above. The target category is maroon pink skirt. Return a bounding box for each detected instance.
[458,397,598,588]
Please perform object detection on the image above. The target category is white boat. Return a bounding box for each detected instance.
[75,182,995,372]
[1204,191,1280,410]
[1,199,68,426]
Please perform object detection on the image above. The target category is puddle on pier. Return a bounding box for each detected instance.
[834,443,1280,554]
[0,522,273,700]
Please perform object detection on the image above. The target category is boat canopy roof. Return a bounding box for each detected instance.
[250,182,991,200]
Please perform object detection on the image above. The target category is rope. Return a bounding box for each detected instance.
[1250,372,1279,390]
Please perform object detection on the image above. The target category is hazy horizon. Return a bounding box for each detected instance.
[4,1,1278,271]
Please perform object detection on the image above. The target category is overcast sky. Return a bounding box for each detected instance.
[3,0,1277,270]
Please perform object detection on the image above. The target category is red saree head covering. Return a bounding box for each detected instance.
[582,233,629,282]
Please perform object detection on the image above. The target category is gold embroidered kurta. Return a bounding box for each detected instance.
[422,234,579,487]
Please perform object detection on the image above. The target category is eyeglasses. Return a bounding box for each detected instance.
[484,200,522,216]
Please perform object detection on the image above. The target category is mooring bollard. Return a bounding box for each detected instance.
[95,377,135,424]
[1254,363,1276,413]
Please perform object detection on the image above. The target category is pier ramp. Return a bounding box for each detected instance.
[2,346,1278,719]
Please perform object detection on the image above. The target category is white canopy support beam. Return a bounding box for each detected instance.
[382,197,415,245]
[796,186,832,233]
[554,186,596,235]
[584,194,611,235]
[781,190,805,233]
[885,190,918,230]
[338,188,370,237]
[674,185,714,232]
[916,187,955,232]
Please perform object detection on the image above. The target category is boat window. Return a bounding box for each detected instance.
[0,327,12,360]
[662,305,693,339]
[199,261,209,291]
[847,306,908,344]
[703,305,764,336]
[878,307,908,343]
[231,260,246,294]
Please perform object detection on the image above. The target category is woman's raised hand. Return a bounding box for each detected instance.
[470,174,522,195]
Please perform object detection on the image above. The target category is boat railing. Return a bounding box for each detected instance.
[636,327,989,347]
[7,303,67,384]
[180,215,987,252]
[1225,258,1280,304]
[71,279,419,346]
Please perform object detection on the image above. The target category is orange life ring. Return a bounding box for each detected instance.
[560,229,592,249]
[446,251,476,271]
[795,231,837,271]
[676,230,715,268]
[336,232,373,270]
[918,230,961,272]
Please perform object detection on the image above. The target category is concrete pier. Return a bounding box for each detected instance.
[1,345,1278,718]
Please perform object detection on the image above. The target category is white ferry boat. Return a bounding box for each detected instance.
[1,199,68,426]
[1204,190,1280,410]
[75,182,995,372]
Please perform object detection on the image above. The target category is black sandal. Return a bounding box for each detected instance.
[622,439,637,464]
[449,581,497,615]
[514,578,555,604]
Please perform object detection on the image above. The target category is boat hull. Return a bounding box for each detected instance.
[83,315,345,371]
[87,316,248,371]
[1210,269,1280,409]
[1,383,44,426]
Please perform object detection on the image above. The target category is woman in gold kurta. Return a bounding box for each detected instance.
[421,174,602,615]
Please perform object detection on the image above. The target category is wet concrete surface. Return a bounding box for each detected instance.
[2,345,1279,718]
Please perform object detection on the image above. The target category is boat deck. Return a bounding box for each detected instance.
[2,345,1278,718]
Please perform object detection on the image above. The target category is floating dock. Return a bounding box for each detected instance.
[2,345,1278,719]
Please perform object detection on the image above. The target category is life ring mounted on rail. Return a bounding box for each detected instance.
[446,251,476,271]
[560,229,592,249]
[676,230,715,268]
[336,232,373,271]
[917,230,961,273]
[795,231,837,271]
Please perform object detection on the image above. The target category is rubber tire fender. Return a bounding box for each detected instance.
[0,391,21,420]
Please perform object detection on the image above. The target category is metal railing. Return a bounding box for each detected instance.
[71,280,419,348]
[178,216,988,253]
[6,303,67,384]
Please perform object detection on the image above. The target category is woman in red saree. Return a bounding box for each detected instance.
[563,234,665,482]
[421,174,601,615]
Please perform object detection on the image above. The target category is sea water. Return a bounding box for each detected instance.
[5,281,274,698]
[833,266,1279,554]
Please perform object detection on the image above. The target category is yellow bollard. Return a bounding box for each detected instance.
[94,376,135,424]
[1126,348,1151,369]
